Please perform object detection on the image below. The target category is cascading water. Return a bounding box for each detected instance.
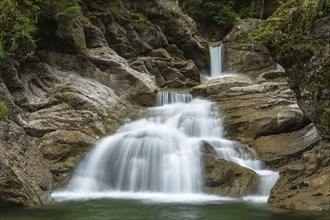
[209,44,225,77]
[52,91,278,203]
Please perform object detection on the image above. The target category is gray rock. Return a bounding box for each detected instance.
[0,120,52,206]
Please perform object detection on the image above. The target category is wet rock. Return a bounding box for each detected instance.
[192,75,309,141]
[204,155,259,196]
[192,76,252,97]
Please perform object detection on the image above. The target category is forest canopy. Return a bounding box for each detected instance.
[180,0,285,39]
[0,0,80,58]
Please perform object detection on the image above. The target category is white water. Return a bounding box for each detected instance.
[209,44,225,77]
[52,91,278,203]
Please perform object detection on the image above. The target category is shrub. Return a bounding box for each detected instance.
[0,101,9,119]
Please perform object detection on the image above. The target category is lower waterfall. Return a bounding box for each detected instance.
[52,91,278,203]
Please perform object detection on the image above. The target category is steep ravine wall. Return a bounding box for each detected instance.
[217,0,329,211]
[0,0,328,212]
[0,0,207,206]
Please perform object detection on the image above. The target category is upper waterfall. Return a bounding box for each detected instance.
[209,44,225,77]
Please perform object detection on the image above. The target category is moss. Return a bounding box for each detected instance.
[132,19,157,30]
[132,21,146,30]
[54,0,81,39]
[0,100,9,119]
[47,97,61,106]
[164,9,181,20]
[319,111,330,132]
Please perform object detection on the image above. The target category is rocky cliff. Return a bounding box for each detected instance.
[0,0,328,212]
[193,0,329,211]
[0,0,207,206]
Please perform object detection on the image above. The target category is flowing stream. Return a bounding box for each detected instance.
[52,91,278,203]
[4,92,326,220]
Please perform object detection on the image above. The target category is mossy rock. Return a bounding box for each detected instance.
[204,154,259,197]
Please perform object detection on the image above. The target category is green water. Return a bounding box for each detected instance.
[1,199,328,220]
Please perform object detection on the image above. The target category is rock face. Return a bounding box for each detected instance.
[192,0,330,210]
[218,19,276,77]
[192,73,310,143]
[76,0,207,87]
[225,0,330,139]
[0,0,207,206]
[266,3,330,140]
[193,60,328,211]
[0,120,52,206]
[268,140,330,211]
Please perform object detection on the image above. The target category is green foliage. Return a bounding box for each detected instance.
[0,0,45,57]
[319,111,330,132]
[54,0,81,38]
[132,19,156,30]
[248,0,320,64]
[204,1,238,30]
[0,0,81,58]
[164,8,181,20]
[180,0,284,39]
[0,100,9,119]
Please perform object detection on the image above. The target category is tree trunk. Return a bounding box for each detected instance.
[260,0,264,19]
[260,0,265,19]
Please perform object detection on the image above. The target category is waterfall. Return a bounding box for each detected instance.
[53,91,278,202]
[209,44,225,77]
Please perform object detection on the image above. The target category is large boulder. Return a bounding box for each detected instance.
[222,19,276,77]
[192,75,309,142]
[204,155,259,197]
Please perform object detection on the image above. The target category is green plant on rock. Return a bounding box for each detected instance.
[0,0,45,57]
[54,0,81,38]
[0,0,82,57]
[0,100,9,119]
[319,111,330,132]
[164,8,181,20]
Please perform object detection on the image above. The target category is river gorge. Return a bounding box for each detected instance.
[0,0,329,219]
